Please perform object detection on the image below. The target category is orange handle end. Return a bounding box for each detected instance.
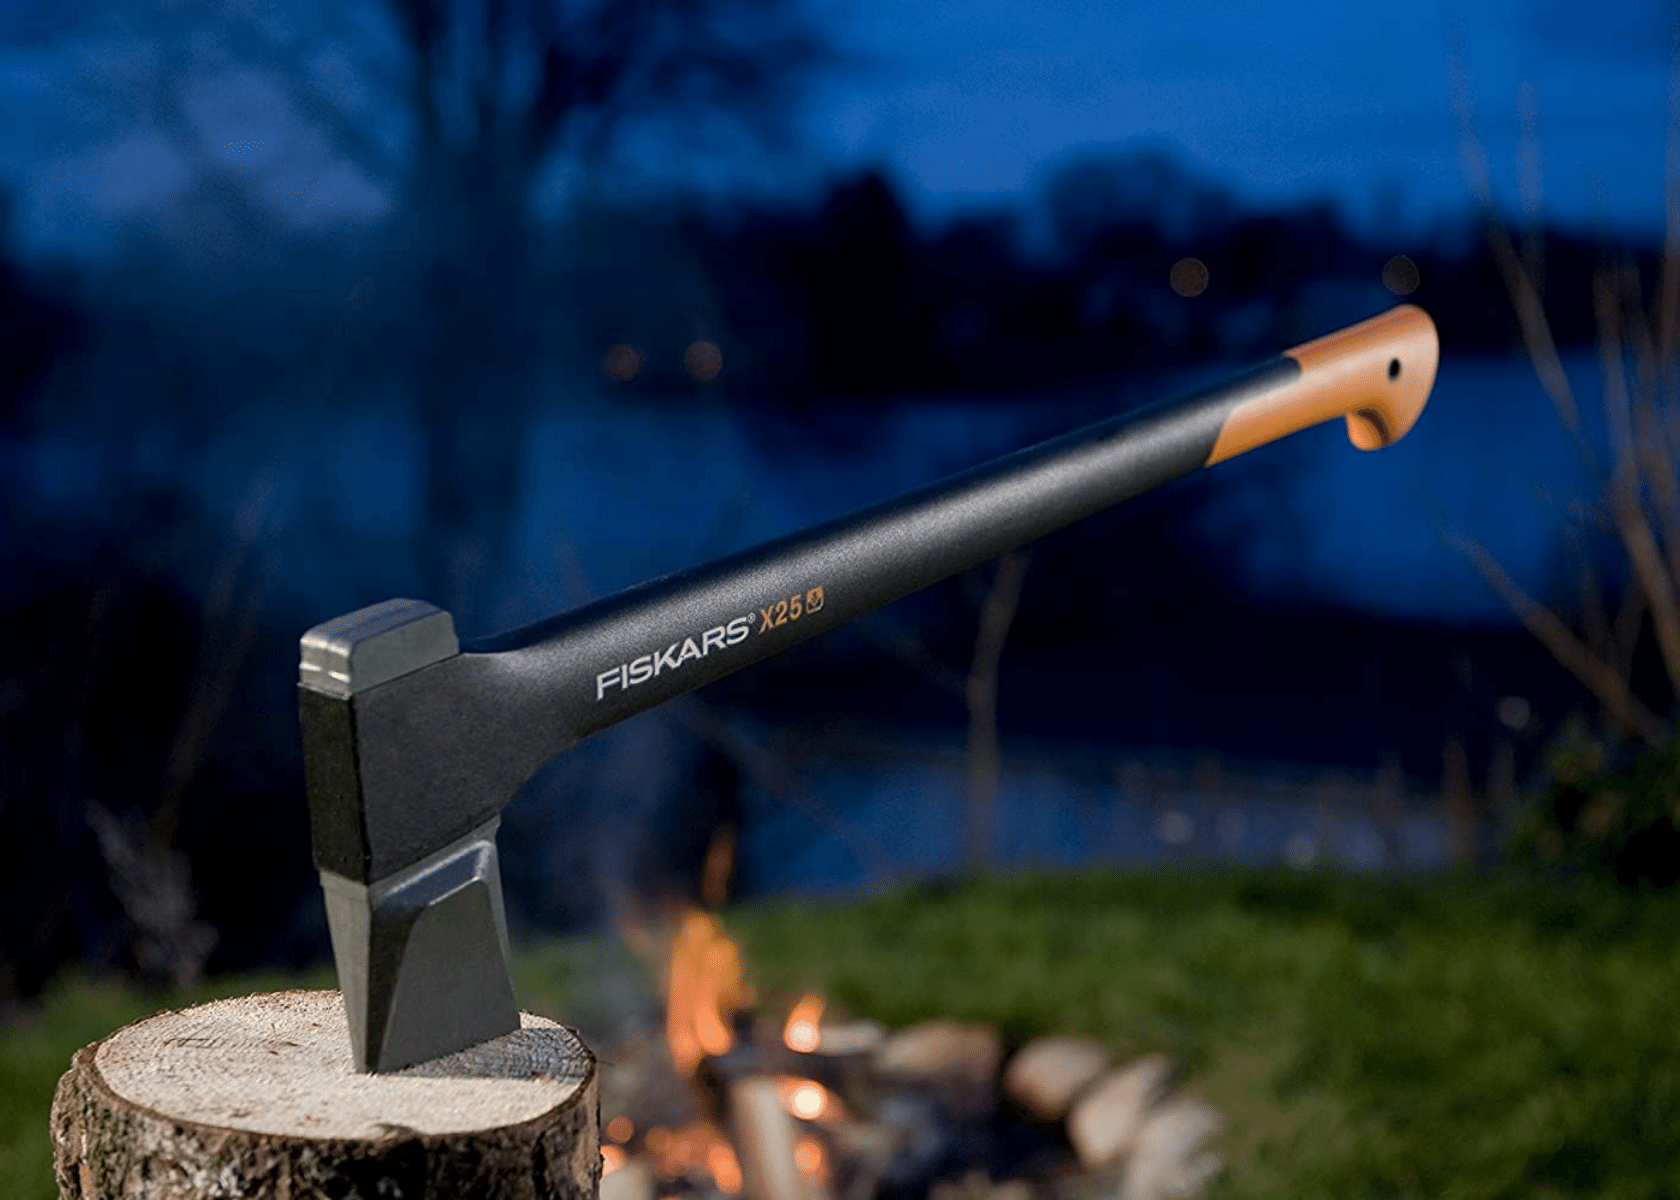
[1206,305,1439,465]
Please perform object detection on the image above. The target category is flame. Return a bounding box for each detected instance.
[708,1139,744,1193]
[666,908,756,1075]
[773,1076,839,1123]
[783,992,826,1053]
[642,1123,742,1193]
[602,1145,627,1175]
[795,1136,829,1183]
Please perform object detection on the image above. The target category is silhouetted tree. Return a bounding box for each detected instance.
[1040,148,1237,262]
[796,170,935,393]
[355,0,842,618]
[75,0,842,622]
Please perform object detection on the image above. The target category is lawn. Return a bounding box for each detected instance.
[4,868,1677,1199]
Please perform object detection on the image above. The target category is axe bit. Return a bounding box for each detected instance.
[299,304,1439,1071]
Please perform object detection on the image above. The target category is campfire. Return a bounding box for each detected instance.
[598,859,1226,1200]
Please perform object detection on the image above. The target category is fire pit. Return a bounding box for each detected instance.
[597,878,1225,1200]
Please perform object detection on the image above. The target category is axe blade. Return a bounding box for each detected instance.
[320,819,519,1072]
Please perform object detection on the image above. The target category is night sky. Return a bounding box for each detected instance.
[2,0,1675,255]
[820,0,1677,232]
[2,0,1670,628]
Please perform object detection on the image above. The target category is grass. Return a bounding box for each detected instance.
[727,869,1680,1200]
[3,869,1677,1199]
[0,964,334,1200]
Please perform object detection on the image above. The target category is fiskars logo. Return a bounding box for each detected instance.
[593,586,826,702]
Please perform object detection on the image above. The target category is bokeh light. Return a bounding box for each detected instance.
[795,1136,828,1182]
[1169,257,1209,297]
[1382,254,1420,295]
[685,340,723,382]
[788,1081,826,1120]
[603,343,643,381]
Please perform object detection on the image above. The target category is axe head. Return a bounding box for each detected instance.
[299,599,520,1072]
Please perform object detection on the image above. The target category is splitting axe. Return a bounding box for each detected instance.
[299,304,1439,1072]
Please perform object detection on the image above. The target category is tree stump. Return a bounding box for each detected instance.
[50,989,599,1200]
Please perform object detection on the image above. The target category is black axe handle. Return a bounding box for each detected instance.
[303,304,1437,883]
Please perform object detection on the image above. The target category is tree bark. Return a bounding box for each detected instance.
[50,989,599,1200]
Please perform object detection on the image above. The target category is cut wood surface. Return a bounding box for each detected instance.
[50,989,599,1200]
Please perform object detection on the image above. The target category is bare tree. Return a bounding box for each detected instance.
[962,551,1030,872]
[853,554,1032,876]
[1447,50,1680,748]
[84,0,843,620]
[361,0,842,617]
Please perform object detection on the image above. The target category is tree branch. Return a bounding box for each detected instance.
[1606,477,1680,699]
[1613,574,1650,688]
[666,697,897,882]
[1594,268,1680,695]
[1621,264,1680,608]
[963,551,1030,872]
[1449,47,1601,480]
[1566,510,1613,661]
[396,0,450,148]
[1656,20,1680,381]
[1448,532,1666,744]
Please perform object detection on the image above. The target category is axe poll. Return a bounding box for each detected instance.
[299,304,1439,1071]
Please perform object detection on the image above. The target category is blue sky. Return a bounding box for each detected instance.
[815,0,1678,232]
[1,0,1675,256]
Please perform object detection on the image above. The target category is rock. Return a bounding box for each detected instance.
[1120,1098,1225,1200]
[1002,1036,1111,1121]
[1065,1053,1176,1168]
[817,1018,888,1056]
[873,1020,1003,1094]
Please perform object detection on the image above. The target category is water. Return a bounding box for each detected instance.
[9,349,1606,625]
[733,733,1459,898]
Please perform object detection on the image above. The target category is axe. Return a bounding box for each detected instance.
[299,304,1439,1071]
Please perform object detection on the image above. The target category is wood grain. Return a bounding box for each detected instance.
[50,989,600,1200]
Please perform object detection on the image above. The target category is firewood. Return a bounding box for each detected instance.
[602,1157,657,1200]
[729,1075,825,1200]
[50,990,598,1200]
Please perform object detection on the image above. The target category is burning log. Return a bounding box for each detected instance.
[784,994,826,1054]
[729,1076,829,1200]
[601,1152,656,1200]
[667,908,756,1076]
[601,899,1223,1200]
